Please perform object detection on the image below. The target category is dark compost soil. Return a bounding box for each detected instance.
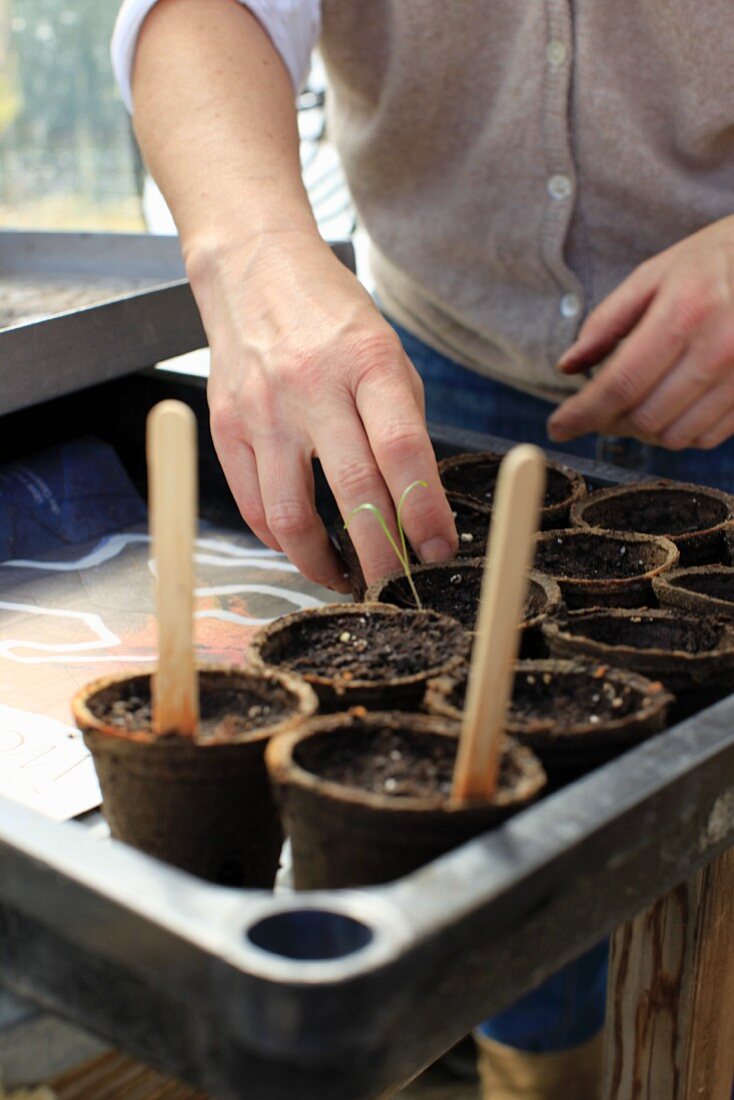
[448,494,491,557]
[534,532,665,580]
[367,561,554,631]
[295,724,522,800]
[429,662,652,726]
[88,677,294,742]
[441,455,571,507]
[574,486,729,537]
[269,609,455,681]
[558,612,723,654]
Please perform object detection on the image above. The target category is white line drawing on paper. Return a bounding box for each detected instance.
[5,533,300,574]
[0,601,150,664]
[0,533,330,664]
[0,589,326,664]
[194,584,325,622]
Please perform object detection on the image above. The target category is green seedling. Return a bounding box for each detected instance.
[345,480,427,609]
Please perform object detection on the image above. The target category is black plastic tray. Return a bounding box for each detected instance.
[1,418,733,1099]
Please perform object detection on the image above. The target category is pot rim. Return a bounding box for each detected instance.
[426,659,673,738]
[533,528,679,591]
[652,563,734,594]
[446,490,492,516]
[266,710,545,813]
[364,562,562,629]
[438,451,586,514]
[542,607,734,663]
[248,602,469,691]
[71,663,319,748]
[569,479,734,543]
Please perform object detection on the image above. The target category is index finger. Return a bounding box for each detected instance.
[547,294,690,442]
[354,356,458,565]
[557,261,659,375]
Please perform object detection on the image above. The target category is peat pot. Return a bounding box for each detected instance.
[72,666,317,886]
[366,561,562,656]
[533,528,679,609]
[438,450,586,529]
[266,710,546,889]
[542,608,734,721]
[248,602,469,712]
[570,480,734,566]
[425,659,673,785]
[332,492,493,601]
[652,564,734,621]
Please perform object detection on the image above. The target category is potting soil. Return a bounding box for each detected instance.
[534,534,663,580]
[295,726,521,799]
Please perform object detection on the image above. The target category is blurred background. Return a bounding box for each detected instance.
[0,0,356,239]
[0,0,144,229]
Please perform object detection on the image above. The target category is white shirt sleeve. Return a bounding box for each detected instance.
[111,0,321,113]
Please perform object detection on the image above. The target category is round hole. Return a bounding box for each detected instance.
[247,908,373,960]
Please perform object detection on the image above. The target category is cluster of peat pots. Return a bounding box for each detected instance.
[72,453,734,893]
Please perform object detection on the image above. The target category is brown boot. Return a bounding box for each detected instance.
[474,1029,603,1100]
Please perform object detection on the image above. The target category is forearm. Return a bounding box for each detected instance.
[131,0,319,269]
[130,0,457,587]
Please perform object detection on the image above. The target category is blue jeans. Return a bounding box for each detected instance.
[394,318,734,491]
[389,316,734,1055]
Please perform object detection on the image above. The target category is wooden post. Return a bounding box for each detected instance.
[147,400,199,737]
[451,445,545,801]
[602,846,734,1100]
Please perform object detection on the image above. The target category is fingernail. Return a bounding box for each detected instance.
[419,537,454,564]
[330,574,352,595]
[546,416,566,443]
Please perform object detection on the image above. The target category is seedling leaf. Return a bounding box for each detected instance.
[345,481,428,609]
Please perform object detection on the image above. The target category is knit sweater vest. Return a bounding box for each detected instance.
[319,0,734,401]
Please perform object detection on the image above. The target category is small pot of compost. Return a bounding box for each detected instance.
[542,607,734,720]
[266,710,545,889]
[365,560,562,656]
[533,528,679,609]
[72,665,318,886]
[438,451,586,529]
[425,659,672,786]
[570,480,734,566]
[652,564,734,620]
[248,602,469,712]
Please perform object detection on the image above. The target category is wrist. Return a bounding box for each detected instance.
[184,221,323,290]
[182,218,323,301]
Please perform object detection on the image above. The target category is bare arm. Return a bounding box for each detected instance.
[132,0,457,589]
[133,0,314,256]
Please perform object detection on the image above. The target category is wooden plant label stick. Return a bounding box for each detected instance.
[147,400,199,737]
[451,445,545,802]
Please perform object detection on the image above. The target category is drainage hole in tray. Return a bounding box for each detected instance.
[247,909,373,960]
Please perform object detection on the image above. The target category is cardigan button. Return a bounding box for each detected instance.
[546,40,567,67]
[560,293,582,318]
[548,174,573,201]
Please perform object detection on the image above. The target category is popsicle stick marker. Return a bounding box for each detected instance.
[147,400,200,737]
[452,445,546,801]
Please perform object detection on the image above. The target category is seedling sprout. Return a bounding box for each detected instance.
[345,480,427,609]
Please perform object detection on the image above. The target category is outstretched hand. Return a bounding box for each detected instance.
[193,231,457,592]
[548,216,734,451]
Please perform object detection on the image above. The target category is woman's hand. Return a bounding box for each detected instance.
[190,229,457,591]
[132,1,455,592]
[548,216,734,450]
